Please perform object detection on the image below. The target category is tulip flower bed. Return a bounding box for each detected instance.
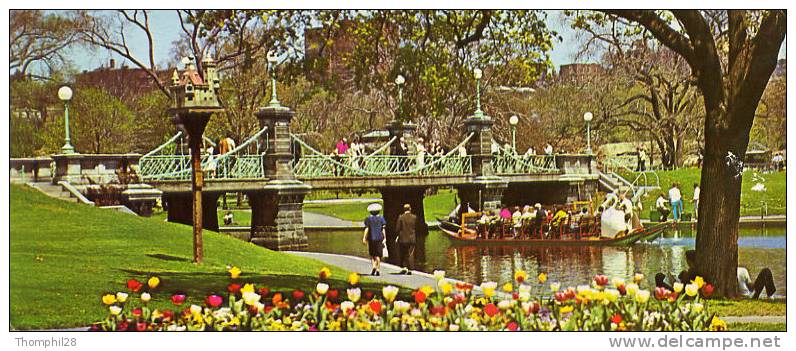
[93,267,726,331]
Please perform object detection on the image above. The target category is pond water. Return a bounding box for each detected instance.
[307,225,786,296]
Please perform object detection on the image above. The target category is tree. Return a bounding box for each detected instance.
[68,87,137,154]
[604,10,786,297]
[9,10,85,77]
[751,73,786,152]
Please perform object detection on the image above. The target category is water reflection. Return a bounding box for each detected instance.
[305,226,786,296]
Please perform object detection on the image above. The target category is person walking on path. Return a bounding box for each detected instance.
[395,204,417,275]
[668,183,683,222]
[362,203,386,276]
[692,183,701,221]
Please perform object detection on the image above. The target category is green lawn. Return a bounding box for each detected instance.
[729,322,786,331]
[618,168,786,218]
[707,299,787,317]
[9,184,365,330]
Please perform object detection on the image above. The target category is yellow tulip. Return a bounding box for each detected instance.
[228,266,242,279]
[550,282,561,292]
[633,273,644,283]
[514,270,528,283]
[242,291,261,306]
[317,283,330,295]
[503,283,513,292]
[685,283,699,297]
[625,283,639,296]
[560,305,574,314]
[102,294,117,305]
[109,306,122,315]
[480,282,497,298]
[319,267,332,279]
[537,273,547,284]
[115,292,128,303]
[673,282,684,293]
[438,281,453,295]
[240,283,255,294]
[710,316,727,331]
[691,276,705,289]
[347,288,361,302]
[382,285,399,302]
[420,285,435,297]
[692,302,704,313]
[147,276,160,289]
[348,272,360,286]
[635,290,650,303]
[140,292,151,303]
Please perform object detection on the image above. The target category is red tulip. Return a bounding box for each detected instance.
[162,309,174,321]
[117,321,129,331]
[292,290,305,301]
[507,321,519,331]
[363,290,374,300]
[135,322,147,331]
[593,274,609,287]
[414,290,427,304]
[131,308,142,317]
[654,287,671,300]
[528,302,541,314]
[565,288,577,300]
[126,279,143,293]
[554,291,568,302]
[430,305,446,316]
[611,313,623,325]
[368,300,382,314]
[258,287,270,297]
[327,289,339,301]
[206,295,223,308]
[272,293,283,305]
[512,292,519,300]
[484,303,500,317]
[617,284,627,296]
[227,283,241,294]
[171,294,186,306]
[702,284,714,298]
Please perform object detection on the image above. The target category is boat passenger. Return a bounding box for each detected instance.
[520,206,534,238]
[550,206,569,239]
[602,189,619,209]
[533,204,546,239]
[512,207,522,238]
[655,192,670,222]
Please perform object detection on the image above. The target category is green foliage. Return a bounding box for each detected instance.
[68,87,137,154]
[9,184,354,329]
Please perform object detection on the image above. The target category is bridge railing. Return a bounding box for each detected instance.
[493,153,559,175]
[139,127,268,181]
[291,133,473,178]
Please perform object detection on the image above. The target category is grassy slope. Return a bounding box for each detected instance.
[728,322,786,331]
[9,184,357,330]
[618,168,786,217]
[707,299,787,317]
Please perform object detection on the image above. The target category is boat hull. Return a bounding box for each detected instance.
[439,221,671,247]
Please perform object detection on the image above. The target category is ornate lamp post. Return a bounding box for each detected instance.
[267,51,281,108]
[473,68,485,118]
[57,86,76,154]
[583,111,594,154]
[395,74,405,119]
[509,115,519,153]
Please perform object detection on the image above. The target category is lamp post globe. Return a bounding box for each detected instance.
[583,111,593,154]
[58,85,75,154]
[395,74,405,85]
[509,115,519,153]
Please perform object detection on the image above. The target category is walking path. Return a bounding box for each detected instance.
[722,316,786,324]
[287,251,463,290]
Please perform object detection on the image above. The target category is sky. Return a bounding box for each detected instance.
[65,10,586,73]
[65,10,783,73]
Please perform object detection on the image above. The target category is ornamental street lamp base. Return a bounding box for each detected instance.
[61,144,76,155]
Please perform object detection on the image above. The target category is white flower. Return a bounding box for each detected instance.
[673,282,684,293]
[518,291,531,302]
[518,283,531,294]
[550,282,561,292]
[346,288,361,302]
[341,301,355,314]
[611,277,625,288]
[166,324,187,331]
[433,270,446,281]
[382,286,399,302]
[692,302,704,313]
[242,291,261,306]
[625,283,640,296]
[497,300,512,310]
[411,308,423,317]
[449,324,460,331]
[140,292,151,303]
[316,283,329,295]
[109,306,122,315]
[635,290,651,303]
[393,300,411,313]
[115,292,128,303]
[190,304,202,315]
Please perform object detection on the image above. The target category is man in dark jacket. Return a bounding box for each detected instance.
[395,203,417,275]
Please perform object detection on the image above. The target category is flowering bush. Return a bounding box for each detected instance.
[93,268,725,331]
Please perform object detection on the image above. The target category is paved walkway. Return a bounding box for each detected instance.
[722,316,786,324]
[287,251,464,290]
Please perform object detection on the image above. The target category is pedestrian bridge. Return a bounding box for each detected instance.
[139,128,593,192]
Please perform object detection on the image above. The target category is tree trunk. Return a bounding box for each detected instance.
[694,108,744,298]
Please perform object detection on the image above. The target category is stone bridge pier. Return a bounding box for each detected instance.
[248,100,311,251]
[456,111,507,214]
[380,186,428,265]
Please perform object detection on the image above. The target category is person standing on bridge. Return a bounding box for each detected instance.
[395,204,417,275]
[362,203,387,276]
